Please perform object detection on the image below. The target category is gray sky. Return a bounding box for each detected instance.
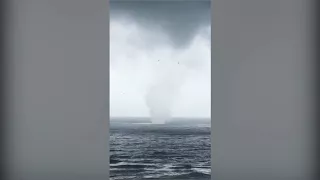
[110,1,211,118]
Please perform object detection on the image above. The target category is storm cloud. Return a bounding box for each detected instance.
[110,0,210,49]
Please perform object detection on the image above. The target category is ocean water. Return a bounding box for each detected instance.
[110,118,211,180]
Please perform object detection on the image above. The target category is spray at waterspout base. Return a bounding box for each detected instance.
[152,122,166,125]
[149,113,170,124]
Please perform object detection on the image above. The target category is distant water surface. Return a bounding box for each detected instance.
[110,118,211,180]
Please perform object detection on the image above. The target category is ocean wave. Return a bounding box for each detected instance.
[110,125,210,180]
[192,167,211,175]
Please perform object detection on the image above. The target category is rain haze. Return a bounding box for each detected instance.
[110,0,211,121]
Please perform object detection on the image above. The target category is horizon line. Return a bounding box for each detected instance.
[110,116,211,119]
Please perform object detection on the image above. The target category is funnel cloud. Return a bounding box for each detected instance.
[145,59,188,124]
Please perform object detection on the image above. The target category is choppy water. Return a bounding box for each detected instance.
[110,119,211,180]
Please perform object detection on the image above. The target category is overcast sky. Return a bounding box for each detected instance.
[110,1,211,118]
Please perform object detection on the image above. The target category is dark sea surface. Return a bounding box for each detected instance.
[110,118,211,180]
